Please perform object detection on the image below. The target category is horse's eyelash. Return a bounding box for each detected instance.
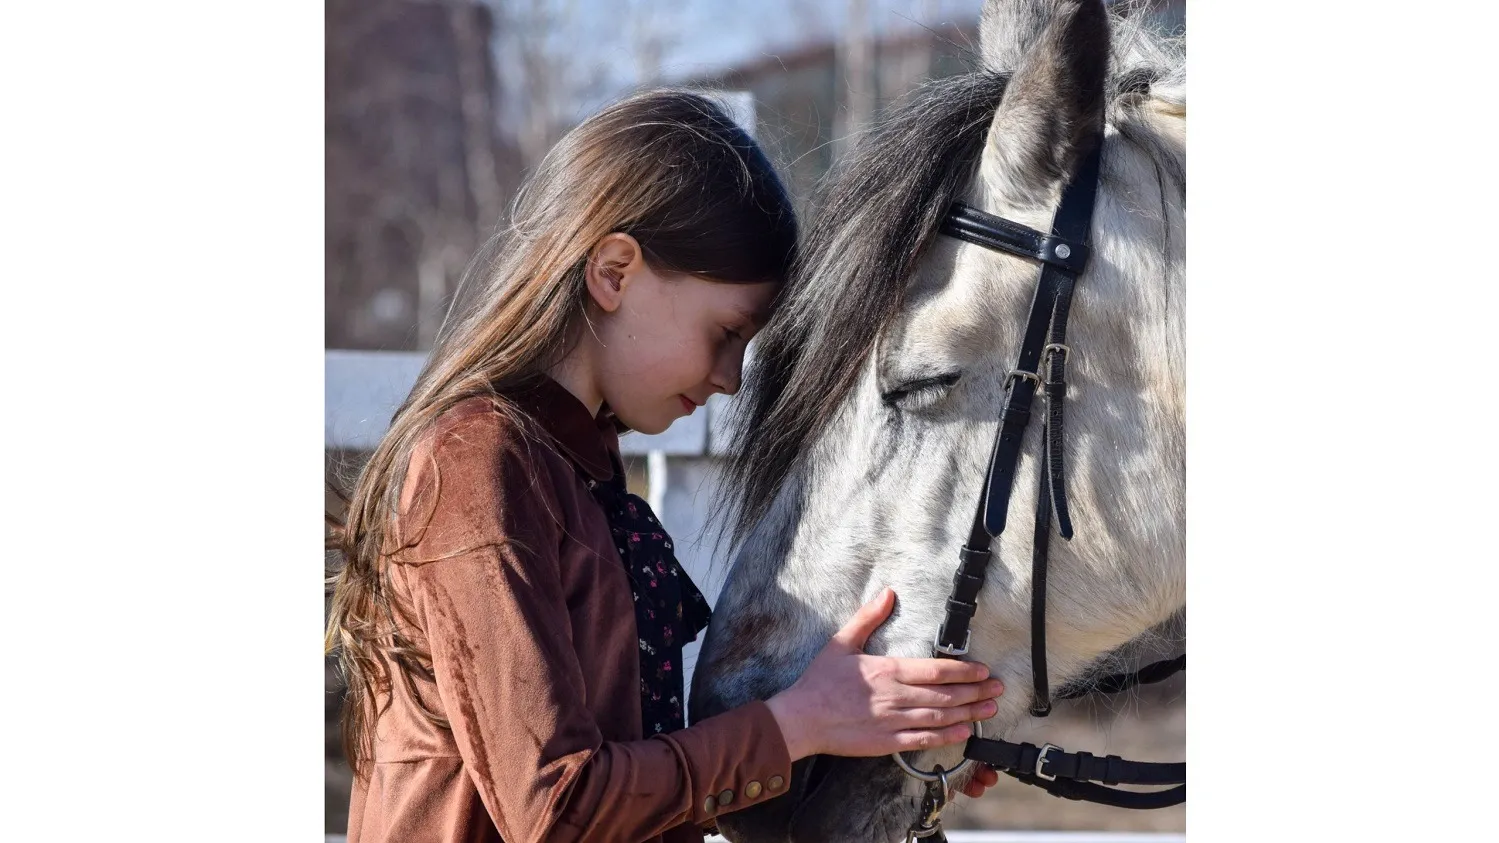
[881,372,961,406]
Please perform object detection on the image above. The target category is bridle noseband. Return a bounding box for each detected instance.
[895,127,1185,842]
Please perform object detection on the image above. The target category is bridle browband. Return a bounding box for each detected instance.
[895,124,1185,841]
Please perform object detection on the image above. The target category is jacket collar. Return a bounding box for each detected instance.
[512,374,620,482]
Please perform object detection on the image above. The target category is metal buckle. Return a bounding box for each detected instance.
[904,768,952,842]
[932,629,970,657]
[1035,743,1061,781]
[1005,369,1041,390]
[1043,343,1071,364]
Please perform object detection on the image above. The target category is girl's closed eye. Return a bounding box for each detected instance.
[719,318,753,344]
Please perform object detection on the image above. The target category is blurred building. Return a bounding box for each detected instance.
[682,21,982,219]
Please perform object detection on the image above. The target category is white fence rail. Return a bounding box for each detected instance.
[325,349,731,457]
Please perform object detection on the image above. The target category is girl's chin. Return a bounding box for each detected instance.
[615,410,672,436]
[611,396,688,436]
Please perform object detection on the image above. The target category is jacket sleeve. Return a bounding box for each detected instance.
[390,414,792,843]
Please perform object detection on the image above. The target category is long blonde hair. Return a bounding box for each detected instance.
[325,89,798,779]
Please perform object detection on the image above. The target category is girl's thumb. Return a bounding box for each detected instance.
[830,587,895,652]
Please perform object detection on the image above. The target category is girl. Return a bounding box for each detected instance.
[326,89,1003,843]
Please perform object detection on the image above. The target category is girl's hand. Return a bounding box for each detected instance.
[765,587,1004,761]
[962,764,1001,798]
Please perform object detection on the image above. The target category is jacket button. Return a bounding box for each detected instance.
[702,795,717,814]
[767,775,785,792]
[744,780,763,799]
[717,788,734,807]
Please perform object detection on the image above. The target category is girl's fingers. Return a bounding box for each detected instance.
[965,762,1001,792]
[962,765,1000,798]
[889,723,973,752]
[889,678,1005,709]
[889,657,990,686]
[895,700,998,730]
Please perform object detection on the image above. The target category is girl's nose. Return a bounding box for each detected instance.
[711,361,742,396]
[710,349,744,396]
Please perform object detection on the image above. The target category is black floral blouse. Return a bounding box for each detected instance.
[585,458,713,736]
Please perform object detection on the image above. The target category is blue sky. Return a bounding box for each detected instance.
[654,0,983,80]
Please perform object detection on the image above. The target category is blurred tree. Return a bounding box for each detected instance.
[834,0,876,158]
[325,0,520,352]
[492,0,619,171]
[628,0,679,86]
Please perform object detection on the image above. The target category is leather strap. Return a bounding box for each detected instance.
[1002,774,1186,810]
[941,202,1090,273]
[934,546,993,658]
[1030,283,1081,717]
[1029,439,1053,716]
[963,737,1185,786]
[1042,278,1076,540]
[1056,655,1186,701]
[931,137,1102,659]
[977,138,1102,540]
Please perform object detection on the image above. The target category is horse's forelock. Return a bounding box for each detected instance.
[716,69,1012,548]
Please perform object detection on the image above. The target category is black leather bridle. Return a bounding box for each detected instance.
[896,124,1185,841]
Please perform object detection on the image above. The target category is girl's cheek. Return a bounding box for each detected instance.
[691,336,720,376]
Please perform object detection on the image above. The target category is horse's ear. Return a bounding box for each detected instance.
[979,0,1055,72]
[980,0,1110,208]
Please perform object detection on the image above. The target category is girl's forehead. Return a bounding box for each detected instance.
[724,286,780,325]
[683,275,779,322]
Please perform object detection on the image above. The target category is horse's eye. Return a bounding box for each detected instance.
[880,372,961,411]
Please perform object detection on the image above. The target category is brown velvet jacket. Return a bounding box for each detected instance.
[346,378,792,843]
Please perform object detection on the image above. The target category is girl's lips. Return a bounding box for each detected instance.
[678,395,696,414]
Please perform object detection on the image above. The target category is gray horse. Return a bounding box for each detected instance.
[690,0,1185,839]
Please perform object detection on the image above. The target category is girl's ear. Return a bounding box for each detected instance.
[585,232,645,313]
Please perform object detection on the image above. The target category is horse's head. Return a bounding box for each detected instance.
[689,1,1185,840]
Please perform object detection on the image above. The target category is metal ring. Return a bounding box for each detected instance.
[891,719,984,781]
